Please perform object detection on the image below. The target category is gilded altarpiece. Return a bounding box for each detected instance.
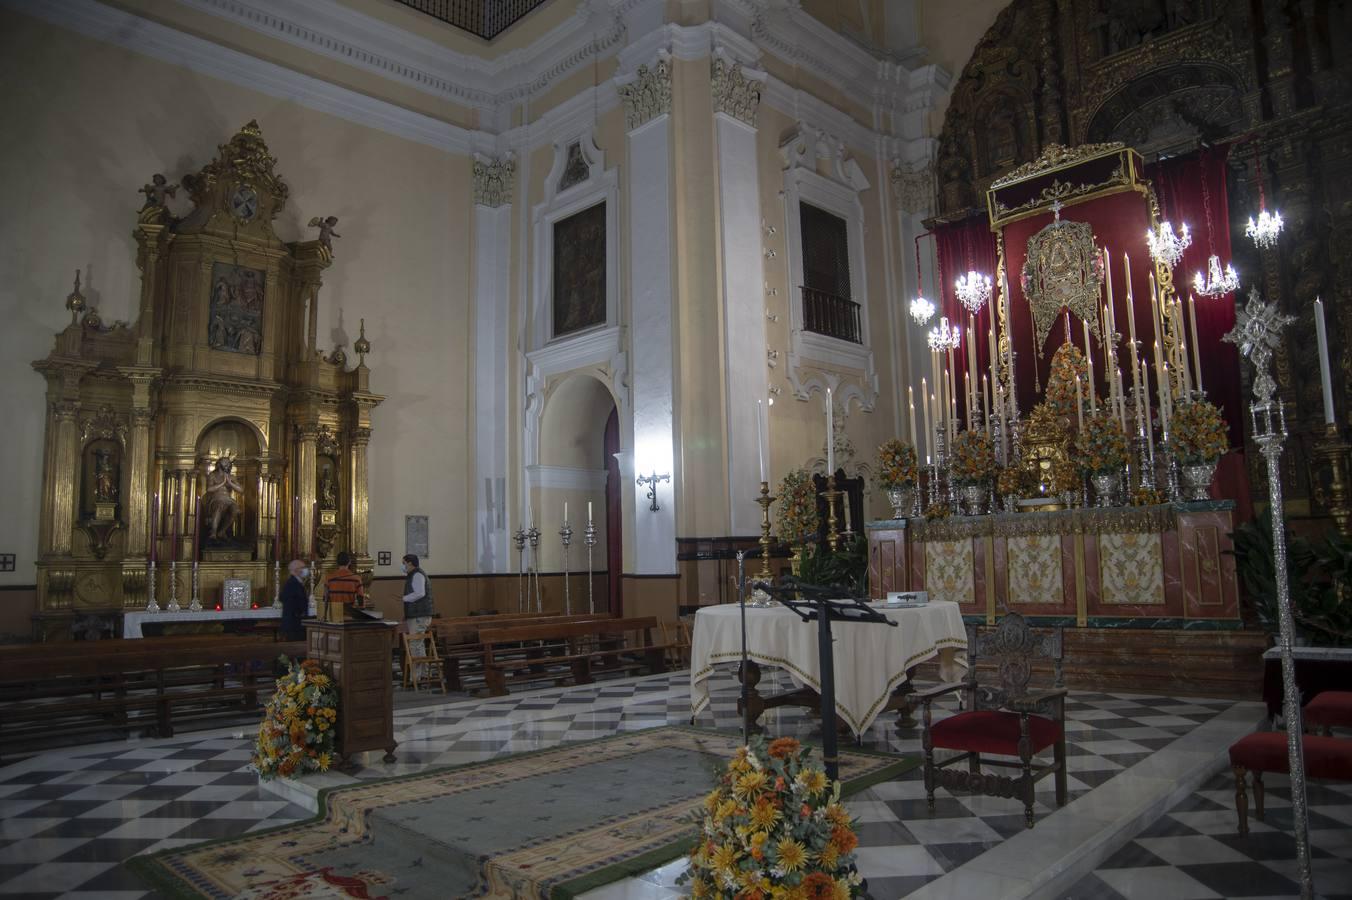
[31,122,382,638]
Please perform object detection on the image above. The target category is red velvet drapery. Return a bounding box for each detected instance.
[932,145,1249,506]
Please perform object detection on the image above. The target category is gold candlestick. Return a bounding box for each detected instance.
[756,481,776,580]
[1313,424,1352,537]
[822,488,843,553]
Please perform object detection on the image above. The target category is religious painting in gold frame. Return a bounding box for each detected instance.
[552,202,607,337]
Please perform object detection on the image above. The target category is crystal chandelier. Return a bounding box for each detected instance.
[1145,221,1191,268]
[909,295,935,326]
[1193,255,1240,297]
[1244,141,1284,250]
[954,271,992,313]
[1246,209,1284,250]
[926,316,961,352]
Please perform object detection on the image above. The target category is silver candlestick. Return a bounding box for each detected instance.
[514,527,528,612]
[560,520,574,615]
[145,559,160,612]
[166,560,181,612]
[527,526,541,612]
[189,561,202,612]
[583,520,597,614]
[1224,290,1312,899]
[272,559,282,609]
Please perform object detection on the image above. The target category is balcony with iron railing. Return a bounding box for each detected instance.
[801,286,861,344]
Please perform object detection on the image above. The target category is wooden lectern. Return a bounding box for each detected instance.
[307,619,397,763]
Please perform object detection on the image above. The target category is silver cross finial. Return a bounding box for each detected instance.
[1050,199,1063,221]
[1222,289,1293,406]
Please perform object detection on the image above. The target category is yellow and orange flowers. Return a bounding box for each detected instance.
[1170,399,1229,464]
[251,656,339,780]
[876,439,919,490]
[679,736,865,898]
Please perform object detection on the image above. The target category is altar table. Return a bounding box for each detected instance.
[690,601,967,736]
[867,501,1240,626]
[122,607,281,638]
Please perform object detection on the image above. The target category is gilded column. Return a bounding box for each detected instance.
[132,221,167,367]
[349,426,372,559]
[46,397,80,555]
[120,368,157,557]
[295,423,319,558]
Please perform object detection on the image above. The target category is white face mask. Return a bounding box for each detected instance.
[299,567,310,579]
[402,564,410,574]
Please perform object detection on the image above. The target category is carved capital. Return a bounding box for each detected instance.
[712,58,763,127]
[294,422,321,443]
[51,400,80,421]
[618,57,671,131]
[473,155,516,208]
[891,163,937,216]
[131,408,154,428]
[349,426,372,446]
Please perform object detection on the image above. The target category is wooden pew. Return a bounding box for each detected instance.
[0,636,305,757]
[478,617,669,697]
[431,612,612,690]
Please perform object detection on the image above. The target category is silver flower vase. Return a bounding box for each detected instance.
[961,484,986,516]
[1181,460,1218,501]
[1090,472,1118,508]
[887,486,915,519]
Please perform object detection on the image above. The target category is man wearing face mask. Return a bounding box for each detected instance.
[279,558,310,642]
[401,554,433,633]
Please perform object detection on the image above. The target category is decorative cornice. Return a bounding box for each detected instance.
[989,141,1127,189]
[473,154,516,207]
[617,55,671,131]
[712,56,765,127]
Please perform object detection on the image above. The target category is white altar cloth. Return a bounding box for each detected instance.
[690,600,968,735]
[122,607,281,638]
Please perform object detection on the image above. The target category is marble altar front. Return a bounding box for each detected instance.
[867,501,1240,627]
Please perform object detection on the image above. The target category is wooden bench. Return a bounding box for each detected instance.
[0,636,305,757]
[431,612,612,690]
[478,617,670,697]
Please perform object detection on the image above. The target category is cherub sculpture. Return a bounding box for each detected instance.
[139,173,178,210]
[308,215,341,250]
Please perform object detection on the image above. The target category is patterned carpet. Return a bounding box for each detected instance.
[0,667,1337,899]
[127,726,913,899]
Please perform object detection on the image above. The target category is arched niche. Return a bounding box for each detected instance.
[1085,62,1246,158]
[533,373,618,573]
[195,418,263,551]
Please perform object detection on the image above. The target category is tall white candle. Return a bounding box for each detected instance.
[1187,293,1204,394]
[1116,366,1126,429]
[1315,297,1336,425]
[907,387,917,447]
[756,399,767,482]
[965,371,974,429]
[826,388,834,474]
[1083,318,1096,415]
[588,500,593,523]
[921,377,931,459]
[1075,374,1084,430]
[564,501,568,523]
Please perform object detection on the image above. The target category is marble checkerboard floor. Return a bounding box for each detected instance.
[0,667,1347,899]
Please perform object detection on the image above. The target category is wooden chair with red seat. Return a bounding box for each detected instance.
[1228,731,1352,835]
[915,611,1068,828]
[1303,690,1352,736]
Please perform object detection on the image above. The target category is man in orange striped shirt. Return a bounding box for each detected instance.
[323,551,365,618]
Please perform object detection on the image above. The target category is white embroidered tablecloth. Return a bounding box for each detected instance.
[689,600,968,736]
[122,607,281,638]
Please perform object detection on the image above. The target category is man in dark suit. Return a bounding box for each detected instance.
[279,558,311,642]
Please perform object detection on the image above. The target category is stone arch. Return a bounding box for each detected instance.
[1083,62,1246,158]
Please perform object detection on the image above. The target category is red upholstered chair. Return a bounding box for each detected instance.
[915,612,1067,828]
[1228,731,1352,835]
[1303,690,1352,735]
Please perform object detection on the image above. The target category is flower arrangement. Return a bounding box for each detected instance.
[1169,399,1229,464]
[1130,485,1163,507]
[875,439,919,489]
[252,657,338,780]
[949,429,996,485]
[1074,409,1130,474]
[777,469,820,546]
[996,464,1031,499]
[1044,343,1092,424]
[680,736,864,899]
[924,501,951,520]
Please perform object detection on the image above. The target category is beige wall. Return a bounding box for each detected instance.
[0,8,473,589]
[918,0,1009,128]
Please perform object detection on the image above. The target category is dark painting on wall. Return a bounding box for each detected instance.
[207,261,265,354]
[552,202,606,338]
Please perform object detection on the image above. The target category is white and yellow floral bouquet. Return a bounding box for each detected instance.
[680,736,864,899]
[252,657,338,780]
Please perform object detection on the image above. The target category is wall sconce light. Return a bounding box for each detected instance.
[636,471,671,512]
